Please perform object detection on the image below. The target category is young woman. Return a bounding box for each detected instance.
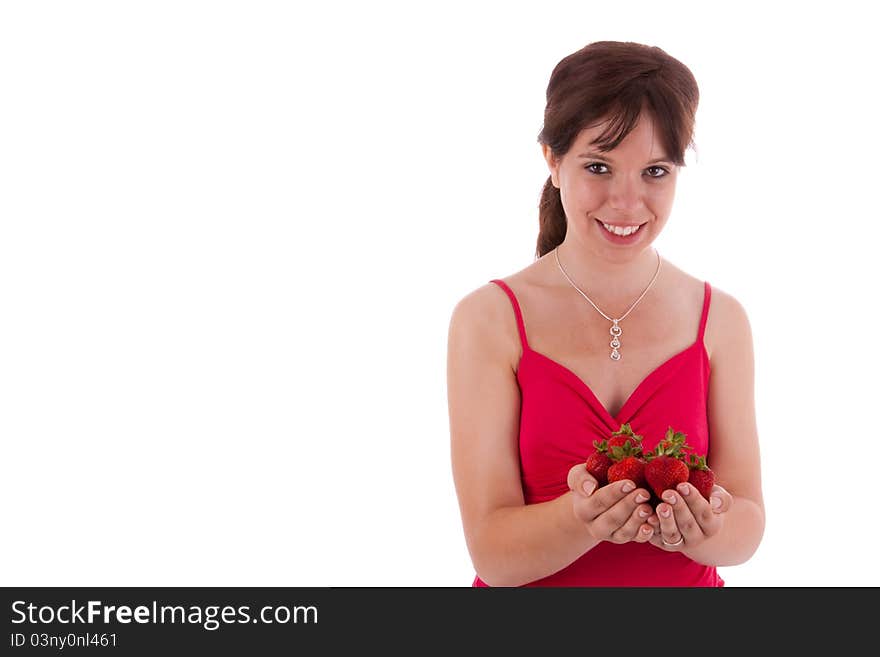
[447,41,764,586]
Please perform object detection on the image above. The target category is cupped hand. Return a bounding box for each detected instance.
[566,463,656,544]
[647,483,733,551]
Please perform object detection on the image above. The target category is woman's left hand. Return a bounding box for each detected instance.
[647,483,733,552]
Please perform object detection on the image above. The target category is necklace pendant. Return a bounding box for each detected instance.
[609,320,622,361]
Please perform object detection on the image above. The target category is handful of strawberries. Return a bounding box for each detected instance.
[585,423,715,508]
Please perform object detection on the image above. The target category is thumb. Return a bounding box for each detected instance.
[709,485,732,513]
[567,463,599,497]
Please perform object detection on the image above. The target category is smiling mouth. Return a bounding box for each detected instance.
[595,218,647,236]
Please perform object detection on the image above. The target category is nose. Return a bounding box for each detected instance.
[607,173,647,213]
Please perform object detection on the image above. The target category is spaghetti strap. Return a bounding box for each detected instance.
[697,281,712,341]
[489,279,530,350]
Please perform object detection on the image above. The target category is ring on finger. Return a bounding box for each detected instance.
[662,534,684,547]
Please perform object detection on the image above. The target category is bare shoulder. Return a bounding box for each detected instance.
[450,280,510,321]
[449,254,542,341]
[447,279,523,372]
[448,280,518,337]
[660,260,753,360]
[705,283,754,360]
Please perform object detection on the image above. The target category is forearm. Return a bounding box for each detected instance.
[470,492,599,587]
[683,496,765,567]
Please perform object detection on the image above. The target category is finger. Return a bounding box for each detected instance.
[567,463,599,497]
[609,501,654,543]
[586,481,649,528]
[577,479,630,521]
[656,499,682,548]
[709,485,733,514]
[663,488,701,544]
[635,522,655,543]
[676,482,717,533]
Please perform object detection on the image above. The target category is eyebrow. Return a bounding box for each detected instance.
[577,151,673,164]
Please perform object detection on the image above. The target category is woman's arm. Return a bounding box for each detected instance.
[682,288,765,566]
[447,284,600,587]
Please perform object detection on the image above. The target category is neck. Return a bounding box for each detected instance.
[554,239,662,313]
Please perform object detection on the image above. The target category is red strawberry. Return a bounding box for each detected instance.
[604,430,646,488]
[606,423,644,455]
[686,453,716,499]
[607,456,647,488]
[585,450,613,486]
[644,427,691,499]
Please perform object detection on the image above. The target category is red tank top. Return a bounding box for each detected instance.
[473,279,723,587]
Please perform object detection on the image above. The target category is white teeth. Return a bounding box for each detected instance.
[602,222,642,236]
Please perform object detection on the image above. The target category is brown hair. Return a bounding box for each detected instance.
[535,41,700,258]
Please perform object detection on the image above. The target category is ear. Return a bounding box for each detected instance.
[541,143,560,188]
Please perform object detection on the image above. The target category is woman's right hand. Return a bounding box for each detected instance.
[567,463,656,544]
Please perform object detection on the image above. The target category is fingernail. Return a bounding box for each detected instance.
[660,506,671,518]
[639,508,650,518]
[711,496,722,509]
[621,481,635,493]
[635,492,648,503]
[678,483,690,496]
[641,526,652,535]
[583,481,596,496]
[663,492,677,504]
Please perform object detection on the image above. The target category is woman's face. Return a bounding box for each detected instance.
[542,112,679,260]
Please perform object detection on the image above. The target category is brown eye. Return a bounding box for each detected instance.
[584,163,608,174]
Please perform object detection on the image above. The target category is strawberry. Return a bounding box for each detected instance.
[644,427,691,499]
[607,455,647,488]
[606,423,644,455]
[686,453,716,500]
[604,430,646,488]
[585,449,613,486]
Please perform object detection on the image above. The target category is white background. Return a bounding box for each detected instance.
[1,1,877,587]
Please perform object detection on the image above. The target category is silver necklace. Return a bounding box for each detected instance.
[554,245,662,361]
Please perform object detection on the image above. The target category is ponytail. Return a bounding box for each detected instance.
[535,175,566,259]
